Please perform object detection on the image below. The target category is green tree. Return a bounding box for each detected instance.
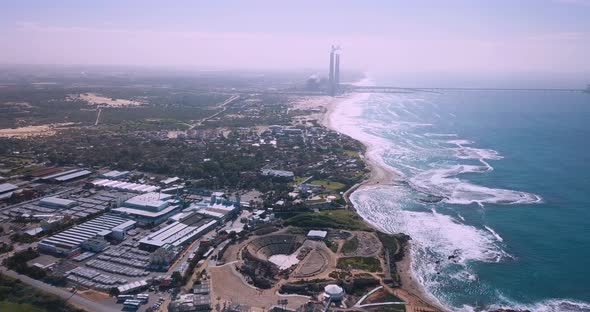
[171,271,183,286]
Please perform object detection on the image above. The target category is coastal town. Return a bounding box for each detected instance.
[0,54,447,312]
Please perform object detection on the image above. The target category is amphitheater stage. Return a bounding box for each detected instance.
[269,253,300,270]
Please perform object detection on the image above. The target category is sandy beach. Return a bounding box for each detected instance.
[302,93,446,312]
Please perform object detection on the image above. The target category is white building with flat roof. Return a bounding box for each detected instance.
[307,230,328,240]
[91,179,159,193]
[112,192,180,226]
[101,170,130,179]
[139,212,217,251]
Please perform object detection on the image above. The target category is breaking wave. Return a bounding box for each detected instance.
[329,90,573,311]
[486,298,590,312]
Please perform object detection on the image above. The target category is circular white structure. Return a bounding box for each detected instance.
[324,284,345,301]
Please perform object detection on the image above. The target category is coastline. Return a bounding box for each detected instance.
[312,93,446,312]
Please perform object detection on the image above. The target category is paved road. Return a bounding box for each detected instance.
[0,268,119,312]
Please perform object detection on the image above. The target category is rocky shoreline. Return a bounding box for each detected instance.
[304,94,446,311]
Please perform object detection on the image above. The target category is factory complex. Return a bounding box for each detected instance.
[139,211,218,251]
[38,214,136,256]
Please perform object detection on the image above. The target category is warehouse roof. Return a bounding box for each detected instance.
[39,196,77,208]
[0,183,18,194]
[41,169,80,180]
[39,214,132,252]
[101,170,130,179]
[307,230,328,239]
[54,170,92,182]
[91,179,159,193]
[139,213,217,248]
[124,192,173,211]
[112,204,180,218]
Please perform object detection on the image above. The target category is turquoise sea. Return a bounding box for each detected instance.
[330,88,590,311]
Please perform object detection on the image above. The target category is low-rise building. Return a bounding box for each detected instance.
[112,192,181,226]
[91,179,160,193]
[38,214,133,256]
[39,196,77,209]
[81,236,110,252]
[101,170,130,180]
[261,169,295,180]
[168,293,211,312]
[307,230,328,240]
[0,183,18,194]
[139,212,218,251]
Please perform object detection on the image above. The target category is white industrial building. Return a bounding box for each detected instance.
[39,196,77,209]
[100,170,130,180]
[307,230,328,240]
[38,214,135,256]
[41,169,92,182]
[91,179,160,193]
[0,183,18,201]
[139,212,217,251]
[0,183,18,194]
[54,170,92,182]
[261,169,295,179]
[117,280,149,294]
[112,192,181,226]
[186,193,240,222]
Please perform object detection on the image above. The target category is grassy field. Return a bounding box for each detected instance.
[337,256,382,272]
[342,235,359,254]
[294,176,310,185]
[310,180,346,191]
[343,150,360,158]
[376,232,402,254]
[284,210,372,231]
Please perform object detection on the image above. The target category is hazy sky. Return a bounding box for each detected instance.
[1,0,590,77]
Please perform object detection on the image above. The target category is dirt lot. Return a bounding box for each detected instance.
[73,93,142,107]
[0,123,74,138]
[209,263,309,311]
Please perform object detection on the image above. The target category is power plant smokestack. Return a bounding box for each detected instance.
[328,45,340,96]
[335,54,340,93]
[329,46,335,95]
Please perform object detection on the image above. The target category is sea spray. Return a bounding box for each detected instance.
[328,89,590,311]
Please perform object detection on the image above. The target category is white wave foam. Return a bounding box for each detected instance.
[447,139,474,145]
[354,189,509,265]
[352,187,512,309]
[484,226,504,242]
[410,164,542,206]
[330,90,549,310]
[424,133,458,137]
[457,213,466,221]
[488,298,590,312]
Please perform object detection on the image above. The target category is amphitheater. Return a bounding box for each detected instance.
[242,233,332,279]
[246,234,304,262]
